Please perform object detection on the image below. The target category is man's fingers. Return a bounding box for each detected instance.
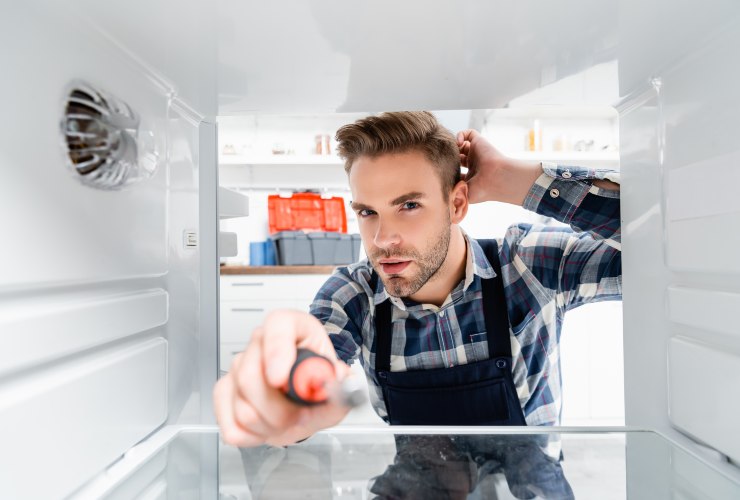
[457,129,480,146]
[261,310,333,387]
[213,374,266,447]
[235,331,303,432]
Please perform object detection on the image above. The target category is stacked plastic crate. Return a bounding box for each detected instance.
[263,192,361,266]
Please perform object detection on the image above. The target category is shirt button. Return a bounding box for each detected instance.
[562,171,572,179]
[549,188,560,198]
[439,310,445,317]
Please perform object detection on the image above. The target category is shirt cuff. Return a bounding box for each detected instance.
[522,162,620,224]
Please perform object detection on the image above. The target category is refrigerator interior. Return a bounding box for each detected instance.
[1,0,739,498]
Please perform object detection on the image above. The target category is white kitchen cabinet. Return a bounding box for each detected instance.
[221,274,328,301]
[219,273,332,369]
[219,271,384,426]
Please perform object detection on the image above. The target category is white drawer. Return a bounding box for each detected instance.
[220,275,329,301]
[220,342,247,371]
[220,299,297,344]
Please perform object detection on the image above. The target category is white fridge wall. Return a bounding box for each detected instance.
[619,0,740,463]
[0,1,217,498]
[3,0,740,497]
[217,0,619,114]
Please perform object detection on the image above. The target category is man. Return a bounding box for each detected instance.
[214,111,621,447]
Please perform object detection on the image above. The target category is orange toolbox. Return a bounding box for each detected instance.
[268,192,347,234]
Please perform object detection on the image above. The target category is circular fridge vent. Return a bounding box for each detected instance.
[61,81,147,190]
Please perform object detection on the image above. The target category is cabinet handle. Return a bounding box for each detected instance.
[231,307,265,312]
[231,282,264,287]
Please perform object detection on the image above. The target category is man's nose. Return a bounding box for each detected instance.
[373,218,402,249]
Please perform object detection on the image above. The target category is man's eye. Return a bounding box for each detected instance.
[358,209,376,217]
[402,201,420,210]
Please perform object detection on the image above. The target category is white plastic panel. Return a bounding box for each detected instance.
[75,0,218,117]
[105,448,167,500]
[0,289,167,376]
[666,214,740,274]
[219,232,238,258]
[668,338,740,463]
[671,446,740,500]
[618,0,738,96]
[0,339,168,499]
[659,22,740,274]
[217,0,618,113]
[619,86,667,433]
[619,3,740,467]
[668,287,740,338]
[1,1,170,290]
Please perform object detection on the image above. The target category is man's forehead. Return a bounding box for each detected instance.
[348,152,442,205]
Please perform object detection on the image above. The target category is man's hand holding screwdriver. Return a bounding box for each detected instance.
[213,310,354,447]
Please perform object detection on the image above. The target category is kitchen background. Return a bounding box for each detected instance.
[217,62,623,426]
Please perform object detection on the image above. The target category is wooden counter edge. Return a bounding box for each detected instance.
[220,265,339,275]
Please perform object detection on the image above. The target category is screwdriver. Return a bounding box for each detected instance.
[282,348,366,408]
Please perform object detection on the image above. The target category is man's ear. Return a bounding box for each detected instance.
[449,181,469,224]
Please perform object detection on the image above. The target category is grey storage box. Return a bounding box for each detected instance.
[270,231,313,265]
[332,233,354,264]
[307,231,341,265]
[351,234,362,262]
[306,232,362,265]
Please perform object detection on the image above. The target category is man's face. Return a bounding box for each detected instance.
[349,151,453,298]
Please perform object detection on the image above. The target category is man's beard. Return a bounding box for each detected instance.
[371,220,452,298]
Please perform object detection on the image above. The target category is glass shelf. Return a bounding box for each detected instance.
[77,428,740,499]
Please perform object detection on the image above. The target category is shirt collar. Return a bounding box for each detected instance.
[464,231,498,288]
[371,230,497,311]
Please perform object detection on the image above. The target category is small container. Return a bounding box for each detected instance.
[249,241,266,266]
[249,240,277,266]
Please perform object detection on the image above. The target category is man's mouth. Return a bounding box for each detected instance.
[378,259,411,275]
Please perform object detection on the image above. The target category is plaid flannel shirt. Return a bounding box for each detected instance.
[309,163,622,426]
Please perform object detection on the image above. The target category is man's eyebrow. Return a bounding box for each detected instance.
[350,201,372,212]
[389,191,424,206]
[350,192,425,212]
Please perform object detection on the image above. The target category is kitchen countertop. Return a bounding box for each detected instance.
[220,265,338,275]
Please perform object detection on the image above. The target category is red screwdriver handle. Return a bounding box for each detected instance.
[283,348,336,406]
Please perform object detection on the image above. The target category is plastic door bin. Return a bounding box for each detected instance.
[270,231,313,265]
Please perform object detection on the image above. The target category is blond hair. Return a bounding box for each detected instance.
[335,111,461,198]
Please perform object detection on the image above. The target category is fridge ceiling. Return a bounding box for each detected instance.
[216,0,618,114]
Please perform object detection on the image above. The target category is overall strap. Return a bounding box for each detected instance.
[372,272,393,372]
[476,239,513,359]
[373,238,512,372]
